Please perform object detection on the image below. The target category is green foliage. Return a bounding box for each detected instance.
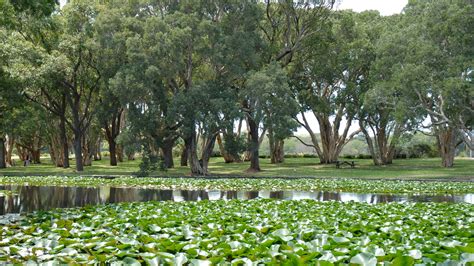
[244,63,299,139]
[0,175,473,194]
[0,199,472,264]
[397,133,439,158]
[223,134,246,159]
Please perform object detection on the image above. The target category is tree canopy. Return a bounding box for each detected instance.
[0,0,472,173]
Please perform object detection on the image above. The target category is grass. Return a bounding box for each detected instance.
[0,157,473,180]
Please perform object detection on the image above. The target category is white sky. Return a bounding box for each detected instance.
[336,0,408,16]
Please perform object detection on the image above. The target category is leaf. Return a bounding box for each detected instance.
[122,257,141,265]
[272,228,293,242]
[391,255,415,266]
[350,252,377,266]
[174,253,188,266]
[408,249,422,260]
[149,225,161,232]
[190,259,211,266]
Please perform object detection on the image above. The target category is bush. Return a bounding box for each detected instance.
[282,153,317,158]
[357,154,372,159]
[407,143,437,158]
[211,150,222,157]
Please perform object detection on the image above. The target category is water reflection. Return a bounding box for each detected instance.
[0,185,472,215]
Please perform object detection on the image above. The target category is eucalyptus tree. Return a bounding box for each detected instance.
[293,11,371,164]
[0,0,64,168]
[243,63,298,167]
[175,0,264,174]
[398,0,473,167]
[52,2,101,171]
[0,67,18,168]
[110,1,195,171]
[2,1,102,171]
[356,13,421,165]
[240,0,335,171]
[94,3,131,166]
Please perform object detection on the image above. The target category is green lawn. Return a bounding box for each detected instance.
[0,157,473,180]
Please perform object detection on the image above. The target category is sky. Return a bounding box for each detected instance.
[336,0,408,16]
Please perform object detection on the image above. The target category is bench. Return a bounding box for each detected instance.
[336,160,355,168]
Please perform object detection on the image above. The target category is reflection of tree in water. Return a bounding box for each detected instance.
[13,186,102,212]
[376,194,395,203]
[0,195,5,215]
[181,190,209,201]
[246,191,259,199]
[223,191,237,200]
[137,189,173,202]
[73,187,101,207]
[269,191,284,199]
[0,185,469,215]
[108,187,140,203]
[0,185,16,214]
[321,191,342,201]
[409,194,455,203]
[21,186,42,212]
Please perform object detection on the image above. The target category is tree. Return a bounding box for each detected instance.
[294,11,370,164]
[399,0,473,167]
[356,13,421,165]
[53,2,101,171]
[0,0,60,168]
[94,4,130,166]
[243,0,335,170]
[2,1,101,171]
[243,63,298,170]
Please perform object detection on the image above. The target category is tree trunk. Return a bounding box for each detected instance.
[15,144,27,161]
[32,149,41,164]
[437,127,457,168]
[117,145,124,162]
[360,122,382,166]
[297,111,359,165]
[161,140,174,169]
[217,133,232,163]
[5,135,14,167]
[109,140,117,166]
[318,117,339,164]
[271,139,285,164]
[185,131,205,175]
[247,117,260,172]
[59,115,70,168]
[360,120,402,166]
[200,134,218,174]
[94,138,101,161]
[73,131,84,171]
[0,137,6,169]
[180,144,188,166]
[81,132,95,167]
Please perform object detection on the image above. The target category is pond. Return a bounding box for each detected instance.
[1,185,472,215]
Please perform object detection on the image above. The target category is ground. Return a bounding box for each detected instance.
[0,157,473,180]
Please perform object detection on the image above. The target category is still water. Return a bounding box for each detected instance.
[0,185,472,215]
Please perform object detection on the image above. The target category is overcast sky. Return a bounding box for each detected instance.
[336,0,408,16]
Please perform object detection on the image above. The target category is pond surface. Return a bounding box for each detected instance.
[0,185,472,215]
